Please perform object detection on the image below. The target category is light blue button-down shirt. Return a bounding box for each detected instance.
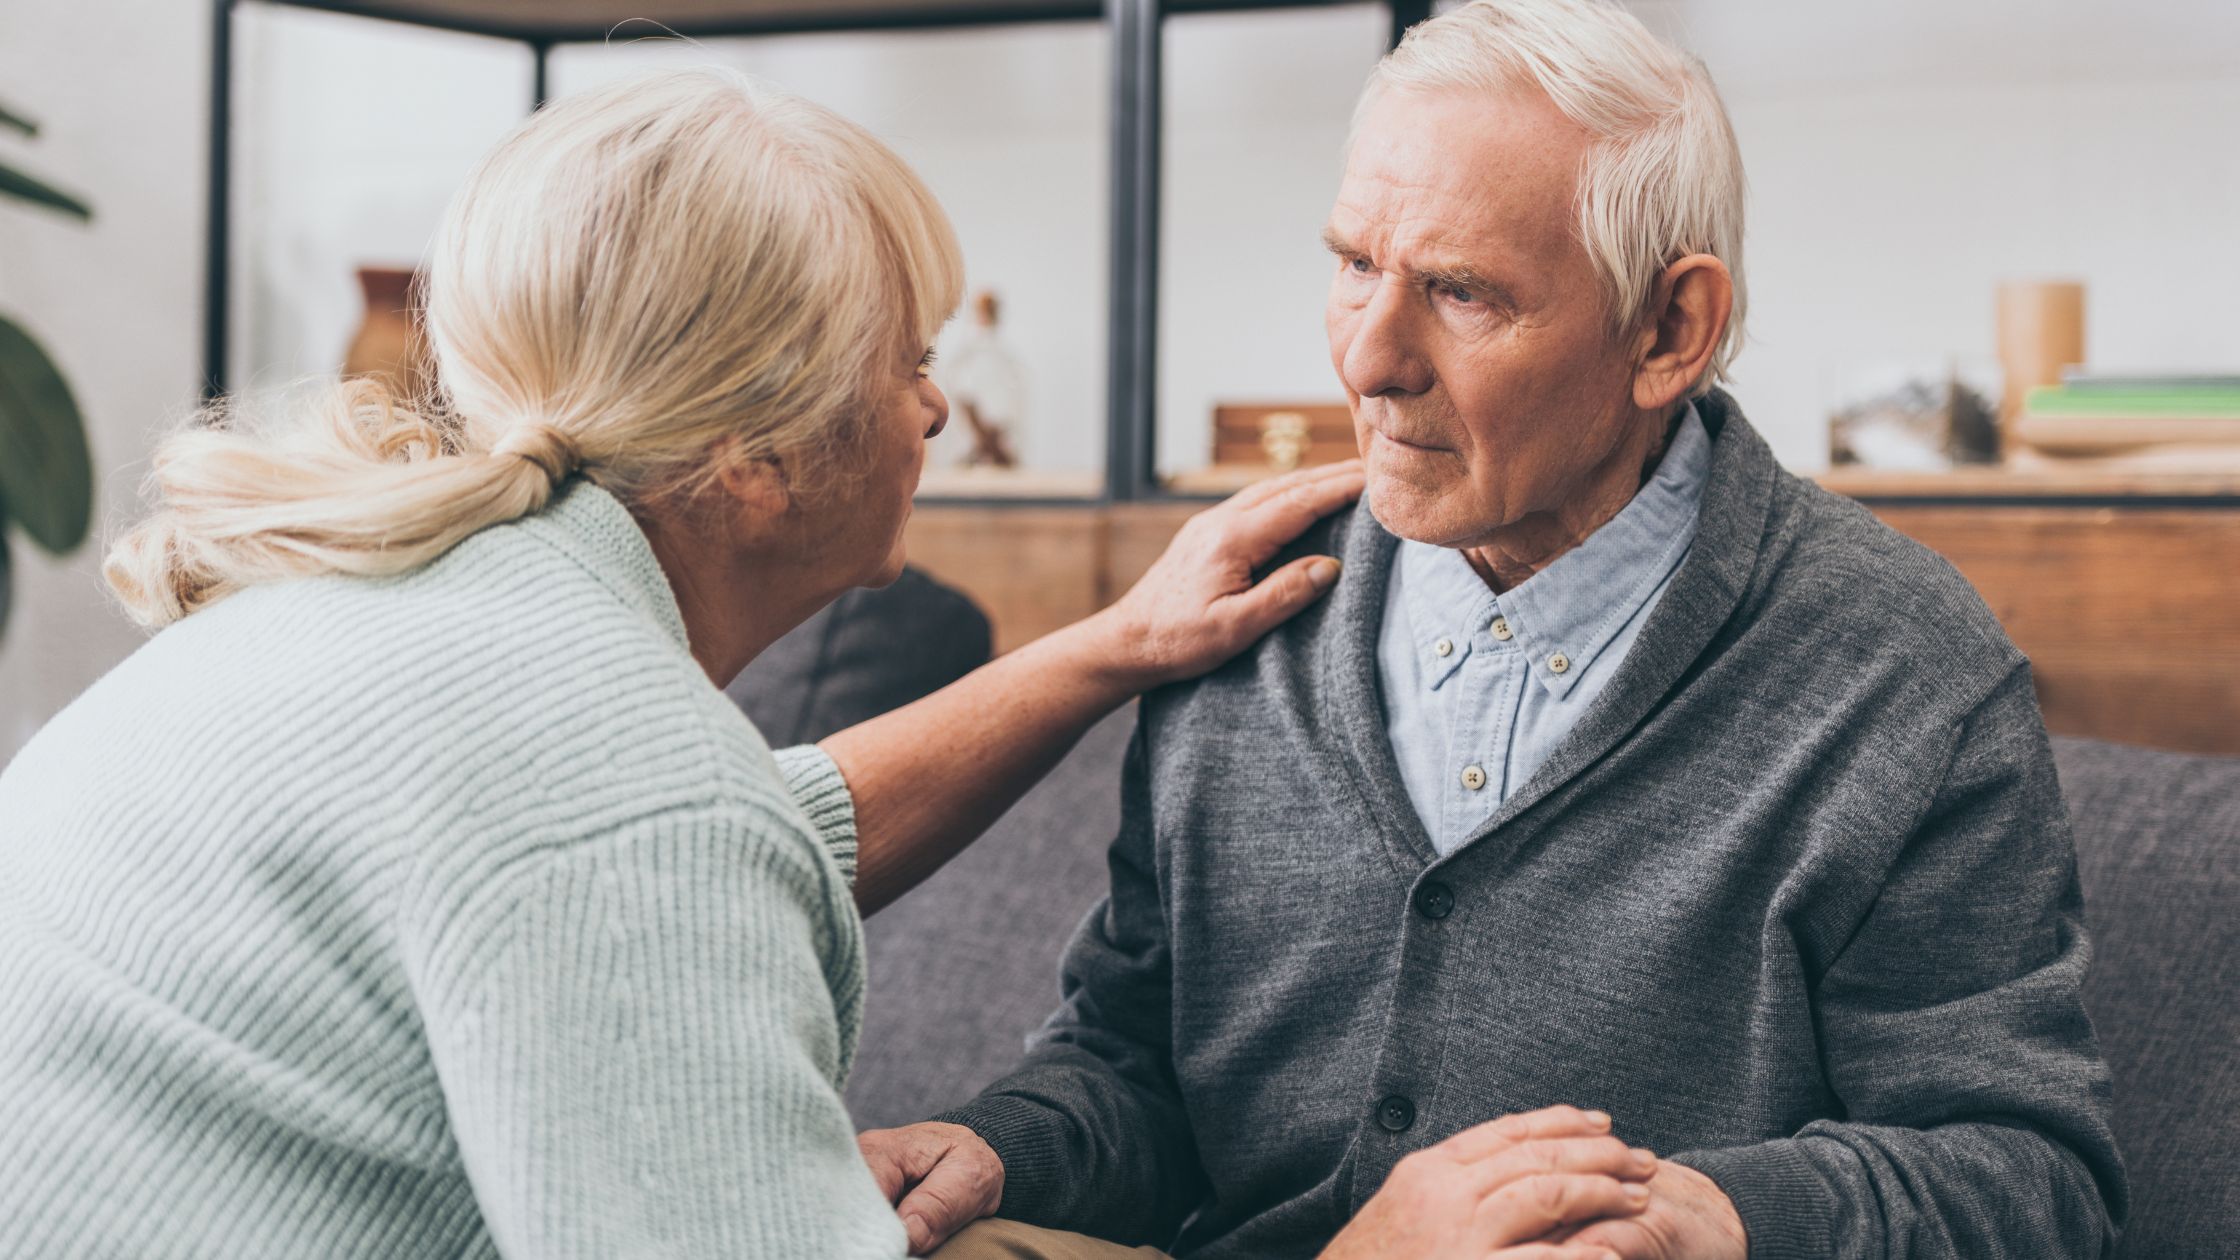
[1376,405,1712,855]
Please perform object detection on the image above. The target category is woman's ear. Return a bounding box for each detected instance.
[1631,254,1734,412]
[712,439,793,541]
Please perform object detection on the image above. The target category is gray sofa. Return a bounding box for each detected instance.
[843,713,2239,1259]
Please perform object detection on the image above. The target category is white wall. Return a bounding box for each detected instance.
[0,0,206,761]
[1155,0,2240,474]
[1157,4,1388,478]
[233,3,531,389]
[1639,0,2240,469]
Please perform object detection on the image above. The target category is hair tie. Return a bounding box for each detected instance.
[491,424,584,483]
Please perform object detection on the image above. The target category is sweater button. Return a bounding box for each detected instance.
[1414,882,1454,920]
[1377,1095,1416,1132]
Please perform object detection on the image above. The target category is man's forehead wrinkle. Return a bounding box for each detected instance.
[1334,186,1517,293]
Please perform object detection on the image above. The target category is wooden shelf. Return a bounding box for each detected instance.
[914,466,1102,501]
[907,459,2240,757]
[1816,462,2240,503]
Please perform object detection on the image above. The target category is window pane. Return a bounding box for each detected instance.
[234,2,531,389]
[1157,3,1386,488]
[554,24,1111,499]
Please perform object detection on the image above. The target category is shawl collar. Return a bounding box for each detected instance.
[1319,390,1780,876]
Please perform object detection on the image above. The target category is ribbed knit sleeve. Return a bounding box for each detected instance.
[413,806,902,1260]
[776,744,858,887]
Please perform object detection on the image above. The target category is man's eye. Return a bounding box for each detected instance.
[1445,285,1476,303]
[1351,257,1372,273]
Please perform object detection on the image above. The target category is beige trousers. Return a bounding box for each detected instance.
[927,1218,1175,1260]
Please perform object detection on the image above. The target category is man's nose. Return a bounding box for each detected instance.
[1340,278,1433,399]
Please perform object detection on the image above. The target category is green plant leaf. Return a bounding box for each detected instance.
[0,160,92,221]
[0,98,33,137]
[0,315,94,555]
[0,521,12,640]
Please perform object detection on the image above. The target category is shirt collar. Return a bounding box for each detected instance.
[1397,538,1499,690]
[1394,403,1713,699]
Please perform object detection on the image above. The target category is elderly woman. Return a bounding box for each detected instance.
[0,71,1355,1259]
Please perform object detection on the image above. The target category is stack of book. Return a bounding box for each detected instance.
[2013,374,2240,458]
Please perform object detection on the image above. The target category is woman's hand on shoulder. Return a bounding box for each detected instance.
[1084,459,1364,691]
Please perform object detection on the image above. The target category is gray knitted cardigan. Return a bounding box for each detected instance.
[937,394,2125,1260]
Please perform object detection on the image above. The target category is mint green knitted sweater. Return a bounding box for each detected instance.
[0,482,909,1259]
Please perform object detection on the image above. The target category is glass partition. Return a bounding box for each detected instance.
[554,24,1112,499]
[232,2,531,390]
[1155,3,1386,492]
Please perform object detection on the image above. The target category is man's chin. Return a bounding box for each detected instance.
[1362,469,1489,550]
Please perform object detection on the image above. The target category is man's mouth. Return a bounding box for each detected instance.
[1368,425,1444,454]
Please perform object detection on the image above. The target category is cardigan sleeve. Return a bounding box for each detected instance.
[776,744,859,887]
[1671,664,2125,1260]
[412,807,902,1260]
[930,720,1212,1244]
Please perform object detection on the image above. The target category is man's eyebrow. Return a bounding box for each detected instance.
[1416,262,1500,295]
[1321,227,1515,306]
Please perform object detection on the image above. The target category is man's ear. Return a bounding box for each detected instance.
[711,439,793,541]
[1631,254,1734,412]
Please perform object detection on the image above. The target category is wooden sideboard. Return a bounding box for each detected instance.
[1814,469,2239,757]
[907,468,2240,756]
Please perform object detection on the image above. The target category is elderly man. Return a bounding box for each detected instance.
[859,2,2124,1257]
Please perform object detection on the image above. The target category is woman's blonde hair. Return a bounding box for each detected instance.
[108,68,964,627]
[1362,0,1747,394]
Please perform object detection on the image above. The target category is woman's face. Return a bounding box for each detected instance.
[827,341,948,590]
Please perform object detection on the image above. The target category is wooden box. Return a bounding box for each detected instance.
[1211,402,1357,470]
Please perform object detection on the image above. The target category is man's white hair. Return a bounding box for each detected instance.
[1360,0,1747,394]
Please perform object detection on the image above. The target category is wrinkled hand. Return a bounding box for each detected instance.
[1317,1106,1658,1260]
[857,1122,1004,1256]
[1553,1159,1746,1260]
[1087,460,1364,691]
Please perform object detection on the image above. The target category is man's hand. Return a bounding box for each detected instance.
[1554,1159,1747,1260]
[857,1122,1004,1256]
[1317,1106,1658,1260]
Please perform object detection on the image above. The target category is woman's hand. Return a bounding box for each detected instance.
[1079,459,1365,692]
[827,459,1364,916]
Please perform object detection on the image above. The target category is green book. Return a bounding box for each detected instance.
[2025,385,2240,417]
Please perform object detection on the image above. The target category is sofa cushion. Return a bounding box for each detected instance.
[845,707,1133,1132]
[2053,735,2240,1259]
[726,566,991,747]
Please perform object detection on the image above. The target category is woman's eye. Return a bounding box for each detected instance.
[917,347,938,377]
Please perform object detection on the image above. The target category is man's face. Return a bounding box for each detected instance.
[1325,88,1647,549]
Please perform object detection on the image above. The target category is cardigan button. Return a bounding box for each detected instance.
[1415,882,1455,920]
[1377,1095,1416,1132]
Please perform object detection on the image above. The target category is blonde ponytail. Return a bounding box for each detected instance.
[108,68,963,628]
[105,381,576,626]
